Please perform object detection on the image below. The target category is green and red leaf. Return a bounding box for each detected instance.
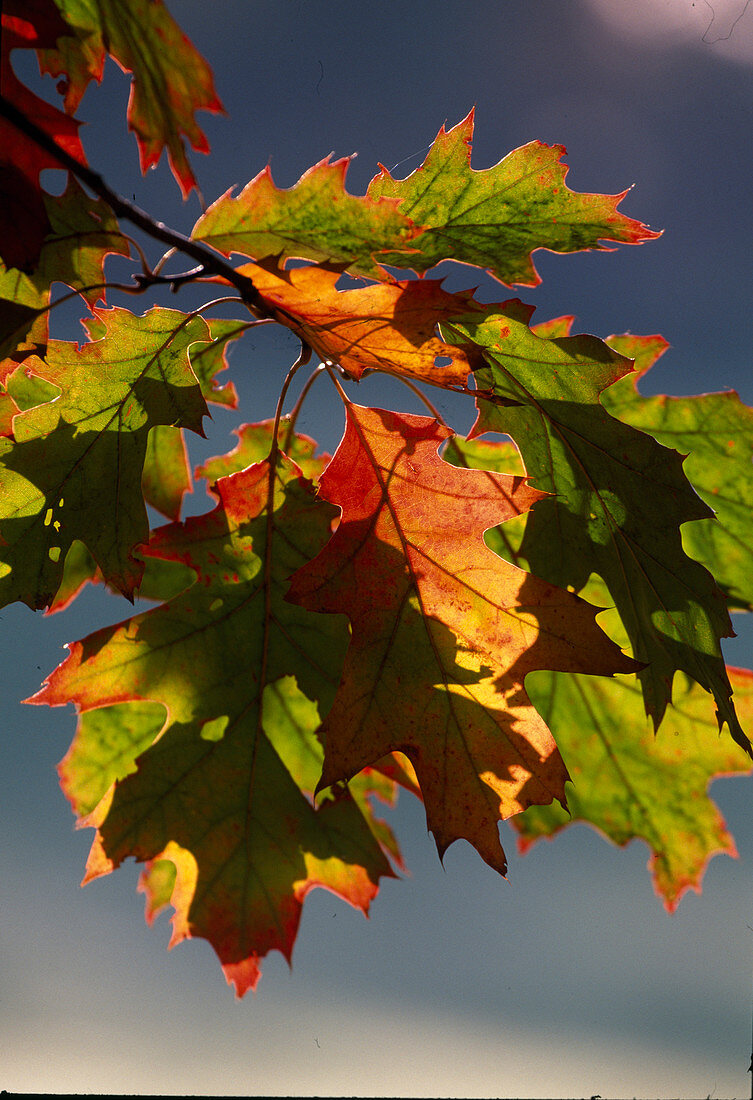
[235,261,484,387]
[32,449,398,994]
[443,306,746,753]
[37,0,224,196]
[0,305,209,608]
[601,331,753,613]
[193,157,417,277]
[367,111,660,286]
[516,662,753,910]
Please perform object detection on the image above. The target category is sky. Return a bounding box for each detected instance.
[2,1,753,1096]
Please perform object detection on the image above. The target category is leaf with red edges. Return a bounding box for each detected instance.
[367,110,660,287]
[31,453,396,994]
[288,405,638,875]
[196,418,330,486]
[516,659,753,910]
[36,0,223,197]
[0,177,130,377]
[192,157,417,278]
[0,306,209,609]
[444,305,746,753]
[600,331,753,613]
[0,0,86,270]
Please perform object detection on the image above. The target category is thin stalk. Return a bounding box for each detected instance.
[282,363,328,451]
[256,344,313,743]
[390,373,449,425]
[324,362,351,406]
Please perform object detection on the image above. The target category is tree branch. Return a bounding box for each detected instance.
[0,95,269,317]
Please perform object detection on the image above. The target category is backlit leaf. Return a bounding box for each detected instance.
[367,110,659,286]
[516,663,753,910]
[39,0,223,196]
[196,418,330,485]
[235,261,483,387]
[32,451,397,994]
[0,0,85,269]
[193,158,417,278]
[444,306,746,752]
[288,405,637,875]
[0,306,209,608]
[0,178,130,372]
[602,332,753,612]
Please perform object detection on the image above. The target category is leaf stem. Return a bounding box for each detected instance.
[282,363,328,451]
[324,362,351,406]
[256,344,314,743]
[391,374,448,425]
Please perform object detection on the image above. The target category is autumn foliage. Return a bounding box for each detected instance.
[1,0,751,996]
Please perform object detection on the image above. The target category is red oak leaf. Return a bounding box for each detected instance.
[288,405,638,874]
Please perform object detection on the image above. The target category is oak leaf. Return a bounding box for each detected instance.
[34,0,223,196]
[287,404,637,875]
[0,177,130,375]
[234,261,483,387]
[27,317,248,613]
[32,452,396,995]
[192,157,417,278]
[601,331,753,612]
[516,663,753,910]
[0,305,210,608]
[445,436,753,904]
[443,305,746,752]
[0,0,86,270]
[367,110,660,286]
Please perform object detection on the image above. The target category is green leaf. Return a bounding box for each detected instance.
[602,332,753,612]
[31,453,397,995]
[516,661,753,910]
[138,317,246,521]
[367,111,660,286]
[0,178,130,370]
[443,306,746,753]
[0,305,209,608]
[58,700,166,817]
[193,158,417,277]
[39,176,131,305]
[187,318,246,410]
[196,418,330,485]
[43,0,223,196]
[142,424,191,522]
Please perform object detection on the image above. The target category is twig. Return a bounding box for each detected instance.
[257,345,313,746]
[0,95,269,318]
[282,363,328,450]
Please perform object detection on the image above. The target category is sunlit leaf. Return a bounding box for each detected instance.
[288,405,637,874]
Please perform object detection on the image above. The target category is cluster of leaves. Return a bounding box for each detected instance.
[2,0,751,996]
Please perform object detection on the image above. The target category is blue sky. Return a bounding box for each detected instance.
[2,1,753,1096]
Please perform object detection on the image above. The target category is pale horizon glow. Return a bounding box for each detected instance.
[583,0,753,62]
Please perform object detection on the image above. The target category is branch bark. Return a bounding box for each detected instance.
[0,95,268,317]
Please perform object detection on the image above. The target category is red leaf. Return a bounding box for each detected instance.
[0,1,86,270]
[288,405,638,874]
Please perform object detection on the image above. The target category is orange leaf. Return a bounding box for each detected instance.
[236,261,482,388]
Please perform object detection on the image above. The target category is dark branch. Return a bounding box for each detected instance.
[0,95,268,317]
